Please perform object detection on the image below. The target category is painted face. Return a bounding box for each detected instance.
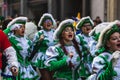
[81,23,92,35]
[43,19,53,30]
[14,24,25,37]
[106,32,120,52]
[61,27,74,42]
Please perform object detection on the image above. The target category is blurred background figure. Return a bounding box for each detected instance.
[25,21,38,41]
[72,12,81,34]
[95,16,102,25]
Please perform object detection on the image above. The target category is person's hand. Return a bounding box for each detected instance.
[69,52,73,58]
[111,51,120,67]
[10,66,18,76]
[39,34,44,41]
[67,53,74,68]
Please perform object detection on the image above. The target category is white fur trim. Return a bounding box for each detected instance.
[89,27,96,36]
[96,20,120,49]
[89,22,110,36]
[7,17,27,29]
[76,16,94,30]
[38,13,57,28]
[53,19,74,40]
[3,46,18,68]
[112,51,120,60]
[25,22,38,40]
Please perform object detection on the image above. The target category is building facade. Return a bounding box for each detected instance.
[1,0,120,23]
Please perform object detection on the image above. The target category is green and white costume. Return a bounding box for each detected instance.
[76,34,93,78]
[44,19,90,80]
[75,16,95,78]
[3,17,39,80]
[76,16,95,56]
[31,29,56,68]
[76,33,95,54]
[9,34,39,80]
[31,13,56,69]
[45,43,88,80]
[88,20,120,80]
[90,50,118,80]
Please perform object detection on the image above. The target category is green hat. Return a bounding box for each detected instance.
[96,20,120,49]
[89,22,110,41]
[7,17,27,30]
[76,16,94,30]
[38,13,56,28]
[53,19,74,40]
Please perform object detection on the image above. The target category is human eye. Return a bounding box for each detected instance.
[110,36,120,41]
[64,29,69,32]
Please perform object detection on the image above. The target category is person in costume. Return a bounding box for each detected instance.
[3,17,39,80]
[89,22,110,57]
[87,20,120,80]
[31,13,56,80]
[75,16,95,78]
[0,30,18,80]
[45,19,88,80]
[76,16,94,51]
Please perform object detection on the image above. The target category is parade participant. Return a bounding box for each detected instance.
[45,19,88,80]
[0,30,18,80]
[88,20,120,80]
[75,16,95,78]
[89,22,110,56]
[30,13,56,80]
[76,16,94,49]
[3,17,39,80]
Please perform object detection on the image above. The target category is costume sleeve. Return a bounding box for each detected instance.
[75,34,88,50]
[92,56,115,80]
[89,40,97,57]
[97,62,115,80]
[0,30,11,51]
[0,30,18,68]
[3,28,11,35]
[45,46,68,71]
[3,46,18,68]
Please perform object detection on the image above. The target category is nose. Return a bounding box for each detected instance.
[118,37,120,41]
[21,27,25,30]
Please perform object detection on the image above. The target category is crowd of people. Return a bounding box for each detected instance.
[0,13,120,80]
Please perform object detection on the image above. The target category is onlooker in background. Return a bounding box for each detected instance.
[2,18,12,30]
[95,16,102,25]
[0,16,5,30]
[93,20,97,28]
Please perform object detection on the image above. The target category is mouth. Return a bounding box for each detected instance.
[22,31,24,34]
[47,23,52,27]
[86,28,91,31]
[68,35,73,38]
[117,44,120,47]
